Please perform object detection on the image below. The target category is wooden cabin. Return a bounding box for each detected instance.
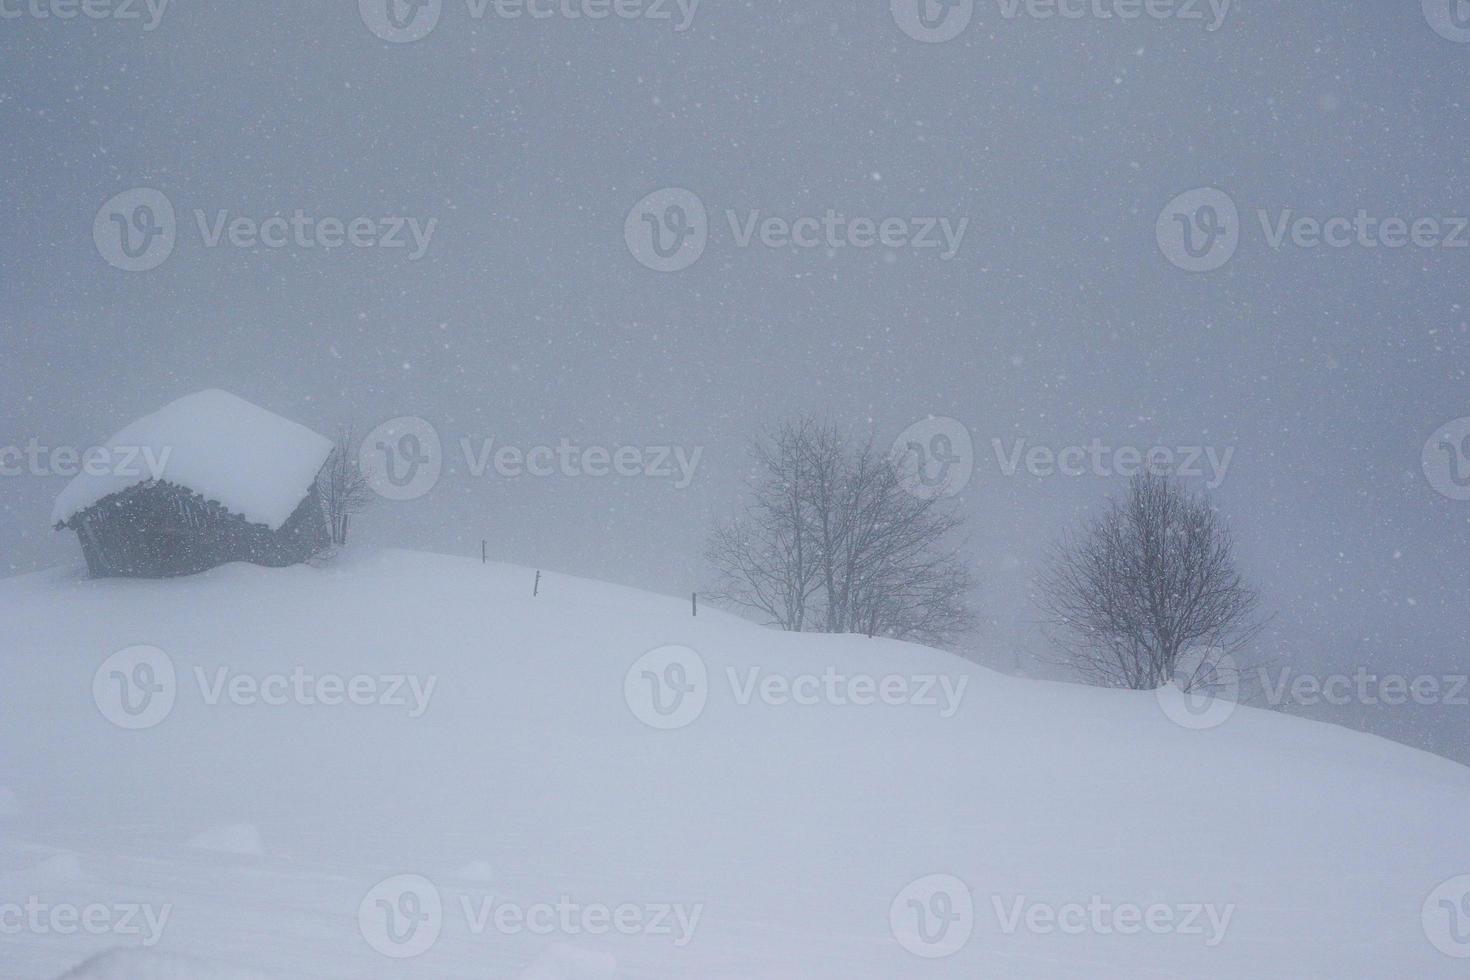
[53,390,334,578]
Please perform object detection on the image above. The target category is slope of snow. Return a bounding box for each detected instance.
[50,390,332,530]
[2,549,1468,978]
[57,949,273,979]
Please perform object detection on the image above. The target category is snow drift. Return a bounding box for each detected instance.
[1,549,1467,977]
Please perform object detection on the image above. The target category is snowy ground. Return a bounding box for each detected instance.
[2,549,1468,977]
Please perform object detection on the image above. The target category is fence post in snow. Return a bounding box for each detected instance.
[692,592,697,617]
[534,570,541,597]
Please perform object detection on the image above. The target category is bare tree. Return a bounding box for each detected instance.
[705,420,825,631]
[1038,472,1264,690]
[317,425,373,547]
[706,420,975,648]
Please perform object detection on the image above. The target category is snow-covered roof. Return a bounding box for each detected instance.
[52,390,334,530]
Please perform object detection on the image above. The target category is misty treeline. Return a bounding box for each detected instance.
[705,422,1264,696]
[705,420,975,647]
[1039,471,1264,693]
[326,410,1262,692]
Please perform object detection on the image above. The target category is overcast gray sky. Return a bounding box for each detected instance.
[3,1,1469,756]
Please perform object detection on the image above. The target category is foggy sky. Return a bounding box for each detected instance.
[3,1,1468,758]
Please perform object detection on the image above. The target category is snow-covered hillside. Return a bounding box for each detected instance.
[2,549,1467,978]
